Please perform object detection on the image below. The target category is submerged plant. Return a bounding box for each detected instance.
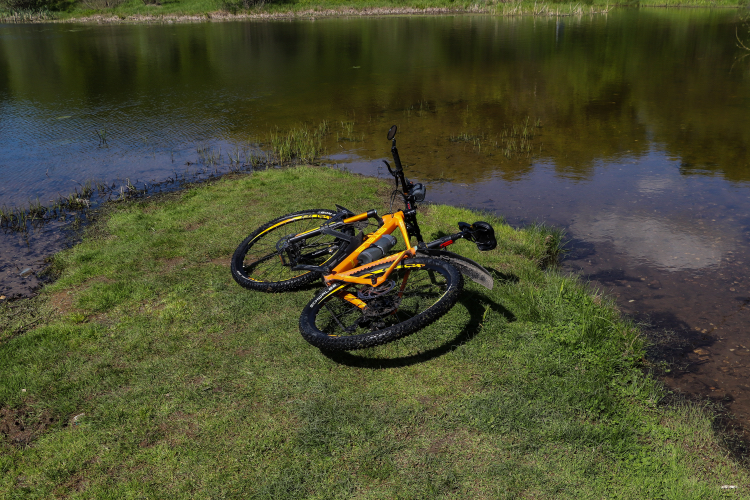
[96,127,108,146]
[340,120,354,136]
[0,178,101,233]
[228,144,243,165]
[197,144,222,166]
[451,116,542,160]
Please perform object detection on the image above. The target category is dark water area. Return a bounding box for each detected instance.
[1,12,750,423]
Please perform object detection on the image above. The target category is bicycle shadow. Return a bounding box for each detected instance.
[319,288,516,369]
[485,266,520,285]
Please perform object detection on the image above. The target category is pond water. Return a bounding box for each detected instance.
[1,11,750,422]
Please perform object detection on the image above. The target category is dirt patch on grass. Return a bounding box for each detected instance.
[426,431,458,454]
[136,412,199,449]
[234,347,257,357]
[0,296,50,344]
[0,406,55,446]
[210,256,231,268]
[142,204,160,213]
[48,276,113,314]
[160,257,186,273]
[60,474,89,494]
[49,289,75,313]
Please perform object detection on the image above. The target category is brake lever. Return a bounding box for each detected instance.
[382,160,399,189]
[383,160,394,175]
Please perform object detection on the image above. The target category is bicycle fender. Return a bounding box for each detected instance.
[417,249,493,290]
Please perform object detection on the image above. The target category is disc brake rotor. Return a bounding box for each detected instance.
[357,280,400,318]
[357,279,396,300]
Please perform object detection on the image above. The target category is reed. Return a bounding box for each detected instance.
[228,144,243,165]
[268,120,329,164]
[197,143,222,165]
[449,132,486,143]
[26,198,47,219]
[340,120,355,136]
[495,1,611,17]
[96,127,108,146]
[0,180,99,233]
[452,116,542,160]
[0,7,55,21]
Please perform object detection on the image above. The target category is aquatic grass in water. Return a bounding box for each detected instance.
[340,120,355,136]
[336,119,363,142]
[227,144,243,165]
[452,116,542,159]
[96,127,108,146]
[403,100,435,118]
[1,179,127,232]
[197,143,222,165]
[268,120,330,163]
[0,131,279,233]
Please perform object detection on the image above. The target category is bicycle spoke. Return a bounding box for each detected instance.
[314,264,448,337]
[239,215,346,284]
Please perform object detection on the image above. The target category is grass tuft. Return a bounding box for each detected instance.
[451,116,543,159]
[268,121,330,164]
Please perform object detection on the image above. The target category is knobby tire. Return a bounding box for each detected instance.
[299,257,463,351]
[231,209,342,293]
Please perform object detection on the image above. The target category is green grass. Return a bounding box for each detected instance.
[1,166,749,498]
[1,0,745,24]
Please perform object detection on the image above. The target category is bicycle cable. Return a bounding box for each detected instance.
[389,189,401,212]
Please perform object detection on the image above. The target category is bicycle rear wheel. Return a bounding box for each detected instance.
[231,209,348,292]
[299,257,463,350]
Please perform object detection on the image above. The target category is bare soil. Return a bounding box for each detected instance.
[0,406,55,447]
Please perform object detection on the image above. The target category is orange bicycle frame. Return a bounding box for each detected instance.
[322,210,416,288]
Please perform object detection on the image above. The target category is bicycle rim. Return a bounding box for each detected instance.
[300,257,463,350]
[232,210,341,291]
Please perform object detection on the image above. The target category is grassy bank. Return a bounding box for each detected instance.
[1,166,749,498]
[1,0,745,24]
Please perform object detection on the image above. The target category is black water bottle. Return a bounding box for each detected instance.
[357,235,397,265]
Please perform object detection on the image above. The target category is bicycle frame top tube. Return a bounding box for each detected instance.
[323,211,416,287]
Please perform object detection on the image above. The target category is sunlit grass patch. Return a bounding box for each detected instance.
[1,166,748,498]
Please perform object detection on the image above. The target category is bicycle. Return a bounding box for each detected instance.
[231,125,497,351]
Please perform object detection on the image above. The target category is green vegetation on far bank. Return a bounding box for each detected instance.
[1,166,749,498]
[0,0,746,24]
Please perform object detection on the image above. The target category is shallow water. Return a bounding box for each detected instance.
[1,11,750,421]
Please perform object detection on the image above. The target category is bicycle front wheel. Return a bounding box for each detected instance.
[231,209,346,292]
[299,257,463,351]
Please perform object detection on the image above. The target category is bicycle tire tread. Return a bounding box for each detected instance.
[299,257,463,351]
[230,209,335,293]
